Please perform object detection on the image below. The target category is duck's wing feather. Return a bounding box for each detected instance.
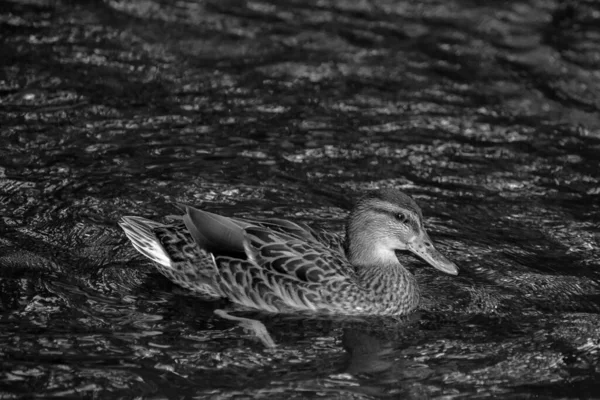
[249,218,317,243]
[182,206,250,254]
[207,226,356,312]
[182,206,344,254]
[297,223,346,252]
[179,205,361,311]
[180,206,354,285]
[246,218,345,253]
[242,226,356,285]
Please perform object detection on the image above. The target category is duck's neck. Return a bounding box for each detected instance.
[346,235,420,315]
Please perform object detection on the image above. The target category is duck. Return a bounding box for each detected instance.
[119,189,458,317]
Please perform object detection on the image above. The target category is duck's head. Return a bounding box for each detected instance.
[346,189,458,275]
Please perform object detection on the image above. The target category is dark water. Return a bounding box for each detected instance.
[2,0,600,398]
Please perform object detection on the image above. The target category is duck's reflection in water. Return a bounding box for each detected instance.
[343,316,413,370]
[337,313,435,398]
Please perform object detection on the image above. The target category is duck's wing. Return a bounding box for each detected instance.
[298,224,346,252]
[246,218,345,253]
[182,206,250,255]
[226,226,356,311]
[182,206,356,310]
[243,226,354,280]
[181,206,353,281]
[182,206,345,254]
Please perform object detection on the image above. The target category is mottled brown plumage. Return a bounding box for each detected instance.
[119,189,458,316]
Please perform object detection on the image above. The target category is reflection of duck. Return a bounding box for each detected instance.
[338,317,433,398]
[119,189,458,316]
[344,328,395,375]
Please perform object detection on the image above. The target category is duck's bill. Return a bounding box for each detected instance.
[407,235,459,275]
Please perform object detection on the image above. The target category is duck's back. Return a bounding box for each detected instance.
[120,211,362,312]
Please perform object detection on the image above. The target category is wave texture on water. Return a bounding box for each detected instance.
[1,0,600,398]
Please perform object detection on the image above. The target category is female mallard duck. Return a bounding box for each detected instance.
[119,189,458,316]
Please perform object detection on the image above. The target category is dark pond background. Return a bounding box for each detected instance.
[2,0,600,398]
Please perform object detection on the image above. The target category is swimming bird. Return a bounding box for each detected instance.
[119,189,458,316]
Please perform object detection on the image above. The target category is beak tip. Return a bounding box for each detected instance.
[441,263,460,275]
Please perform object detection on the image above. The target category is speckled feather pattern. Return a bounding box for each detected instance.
[120,216,419,316]
[119,190,454,316]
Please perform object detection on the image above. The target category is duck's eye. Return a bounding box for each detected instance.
[396,213,408,223]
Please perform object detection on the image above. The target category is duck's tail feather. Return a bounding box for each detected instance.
[119,215,223,299]
[119,216,172,268]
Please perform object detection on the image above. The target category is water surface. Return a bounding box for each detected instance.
[1,0,600,398]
